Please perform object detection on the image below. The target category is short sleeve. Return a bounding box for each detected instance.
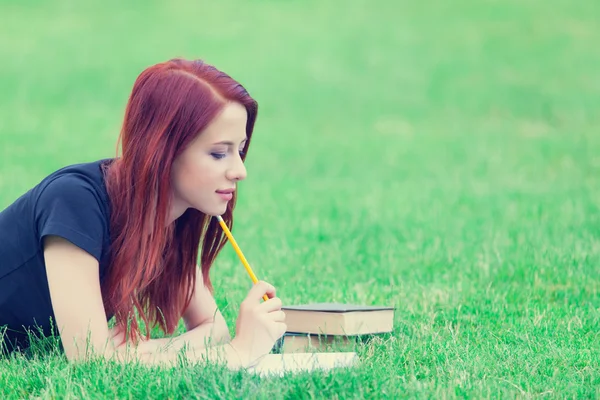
[35,174,107,262]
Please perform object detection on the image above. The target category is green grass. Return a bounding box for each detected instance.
[1,0,599,397]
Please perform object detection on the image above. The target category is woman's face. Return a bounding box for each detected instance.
[170,101,248,221]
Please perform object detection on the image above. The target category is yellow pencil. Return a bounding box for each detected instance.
[215,215,269,302]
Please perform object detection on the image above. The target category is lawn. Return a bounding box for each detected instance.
[0,0,599,398]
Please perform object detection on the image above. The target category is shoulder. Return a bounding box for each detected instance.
[32,159,115,261]
[36,158,113,202]
[0,159,115,270]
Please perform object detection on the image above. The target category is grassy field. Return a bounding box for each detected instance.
[1,0,599,398]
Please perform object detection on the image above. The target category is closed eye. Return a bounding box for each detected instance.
[211,152,226,160]
[211,151,246,160]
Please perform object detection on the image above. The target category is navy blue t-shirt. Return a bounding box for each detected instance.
[0,159,113,353]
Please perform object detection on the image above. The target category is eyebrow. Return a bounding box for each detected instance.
[213,139,247,146]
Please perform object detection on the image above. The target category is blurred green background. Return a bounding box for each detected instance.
[1,0,599,397]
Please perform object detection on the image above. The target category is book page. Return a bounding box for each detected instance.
[245,352,359,377]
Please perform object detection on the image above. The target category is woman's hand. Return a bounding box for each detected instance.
[229,281,287,367]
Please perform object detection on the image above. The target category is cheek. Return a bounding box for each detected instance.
[174,155,213,191]
[172,155,193,193]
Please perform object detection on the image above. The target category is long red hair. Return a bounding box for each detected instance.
[101,58,258,342]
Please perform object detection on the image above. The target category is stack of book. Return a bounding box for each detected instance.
[274,303,395,353]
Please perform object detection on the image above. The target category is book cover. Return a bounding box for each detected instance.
[281,303,395,335]
[282,303,395,313]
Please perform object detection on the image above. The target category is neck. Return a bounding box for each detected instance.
[168,197,189,225]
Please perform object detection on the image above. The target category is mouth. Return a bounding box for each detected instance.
[216,188,235,201]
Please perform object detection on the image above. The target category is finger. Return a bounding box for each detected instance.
[268,310,286,323]
[276,322,287,339]
[267,322,287,342]
[248,280,275,302]
[258,297,282,313]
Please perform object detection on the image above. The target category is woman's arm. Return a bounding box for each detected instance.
[112,268,232,354]
[43,236,247,368]
[181,266,231,342]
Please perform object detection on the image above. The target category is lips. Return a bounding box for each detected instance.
[216,188,235,201]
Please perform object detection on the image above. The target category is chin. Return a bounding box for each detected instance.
[195,205,227,217]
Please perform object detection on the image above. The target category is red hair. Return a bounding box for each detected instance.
[101,58,258,342]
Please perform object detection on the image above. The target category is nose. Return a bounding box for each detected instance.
[226,154,247,182]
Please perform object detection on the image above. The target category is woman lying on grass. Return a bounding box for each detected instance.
[0,58,286,367]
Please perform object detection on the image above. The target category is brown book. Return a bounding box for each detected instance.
[281,303,395,336]
[280,333,354,353]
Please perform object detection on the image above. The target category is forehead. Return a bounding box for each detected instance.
[198,102,248,143]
